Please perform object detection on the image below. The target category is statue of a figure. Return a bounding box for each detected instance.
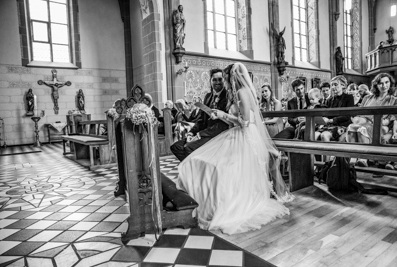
[335,46,344,75]
[172,5,186,49]
[77,89,85,113]
[26,88,34,116]
[271,23,286,64]
[386,26,394,45]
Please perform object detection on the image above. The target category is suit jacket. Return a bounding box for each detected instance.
[183,109,201,123]
[287,93,311,128]
[325,93,354,127]
[190,89,229,138]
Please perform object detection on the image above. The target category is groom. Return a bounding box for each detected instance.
[171,68,229,161]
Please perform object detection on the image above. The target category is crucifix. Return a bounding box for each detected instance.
[37,69,72,114]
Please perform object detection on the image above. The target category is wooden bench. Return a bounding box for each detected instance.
[62,118,116,170]
[264,106,397,191]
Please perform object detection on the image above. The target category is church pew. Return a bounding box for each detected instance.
[263,106,397,191]
[62,118,117,170]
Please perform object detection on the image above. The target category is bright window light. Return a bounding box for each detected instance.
[391,5,396,17]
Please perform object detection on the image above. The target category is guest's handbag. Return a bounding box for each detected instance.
[325,157,388,195]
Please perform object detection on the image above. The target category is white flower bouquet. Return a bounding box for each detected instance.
[126,103,157,126]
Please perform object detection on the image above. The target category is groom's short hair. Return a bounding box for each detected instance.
[209,68,223,80]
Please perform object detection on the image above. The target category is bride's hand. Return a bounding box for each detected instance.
[211,109,226,120]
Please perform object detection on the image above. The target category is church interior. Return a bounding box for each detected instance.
[1,0,397,266]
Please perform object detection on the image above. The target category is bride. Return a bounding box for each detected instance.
[176,62,294,235]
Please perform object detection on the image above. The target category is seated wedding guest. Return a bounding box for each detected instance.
[320,82,332,105]
[183,96,202,123]
[173,99,195,141]
[318,75,354,143]
[142,93,160,119]
[274,79,310,139]
[346,73,397,167]
[346,83,361,106]
[260,83,284,137]
[295,88,327,140]
[171,68,229,161]
[358,84,370,99]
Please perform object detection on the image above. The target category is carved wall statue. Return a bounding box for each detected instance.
[172,5,186,49]
[271,23,288,76]
[386,26,394,45]
[335,46,344,75]
[77,89,85,113]
[26,88,34,116]
[271,23,286,65]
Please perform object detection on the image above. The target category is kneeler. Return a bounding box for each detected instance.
[161,173,198,211]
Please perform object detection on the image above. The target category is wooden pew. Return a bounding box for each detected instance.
[264,106,397,191]
[62,118,117,170]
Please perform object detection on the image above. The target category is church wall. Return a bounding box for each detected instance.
[362,0,369,67]
[251,0,271,62]
[131,0,145,89]
[375,0,397,45]
[278,0,293,65]
[0,0,125,146]
[319,0,331,70]
[181,0,205,54]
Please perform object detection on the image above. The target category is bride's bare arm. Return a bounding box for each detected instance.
[213,89,251,126]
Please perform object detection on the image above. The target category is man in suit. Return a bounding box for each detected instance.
[274,79,310,139]
[171,68,229,161]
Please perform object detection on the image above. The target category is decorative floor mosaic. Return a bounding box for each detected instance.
[0,144,274,267]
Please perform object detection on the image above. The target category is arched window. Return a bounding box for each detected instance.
[204,0,252,58]
[292,0,319,66]
[17,0,81,68]
[344,0,361,71]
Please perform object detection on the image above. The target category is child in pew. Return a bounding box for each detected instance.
[294,88,327,140]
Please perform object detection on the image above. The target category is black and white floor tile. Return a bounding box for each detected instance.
[0,144,274,267]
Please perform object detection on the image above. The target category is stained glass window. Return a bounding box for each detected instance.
[293,0,308,62]
[206,0,237,51]
[28,0,71,63]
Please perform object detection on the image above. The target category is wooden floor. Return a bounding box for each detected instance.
[212,179,397,267]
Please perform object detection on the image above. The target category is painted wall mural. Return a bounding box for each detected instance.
[182,56,271,103]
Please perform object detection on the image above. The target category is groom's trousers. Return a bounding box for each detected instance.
[171,137,211,162]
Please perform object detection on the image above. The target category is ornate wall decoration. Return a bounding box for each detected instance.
[351,0,361,70]
[182,56,271,103]
[237,0,247,51]
[307,0,319,64]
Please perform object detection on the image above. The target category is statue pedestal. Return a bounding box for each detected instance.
[173,47,186,64]
[31,117,41,147]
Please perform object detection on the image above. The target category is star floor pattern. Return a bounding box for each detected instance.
[0,144,274,267]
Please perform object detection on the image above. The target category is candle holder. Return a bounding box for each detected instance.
[31,111,45,147]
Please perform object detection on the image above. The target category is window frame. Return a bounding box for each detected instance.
[206,0,238,51]
[17,0,81,69]
[292,0,309,62]
[343,0,353,70]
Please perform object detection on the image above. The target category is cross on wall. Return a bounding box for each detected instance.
[37,69,72,114]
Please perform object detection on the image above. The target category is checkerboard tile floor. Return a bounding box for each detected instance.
[0,144,274,267]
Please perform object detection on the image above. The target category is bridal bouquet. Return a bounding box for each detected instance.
[126,103,157,126]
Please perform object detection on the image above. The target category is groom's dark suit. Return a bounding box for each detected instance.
[171,89,229,161]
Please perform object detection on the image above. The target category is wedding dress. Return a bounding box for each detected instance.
[176,62,293,235]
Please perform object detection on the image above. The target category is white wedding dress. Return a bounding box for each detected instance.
[176,106,290,235]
